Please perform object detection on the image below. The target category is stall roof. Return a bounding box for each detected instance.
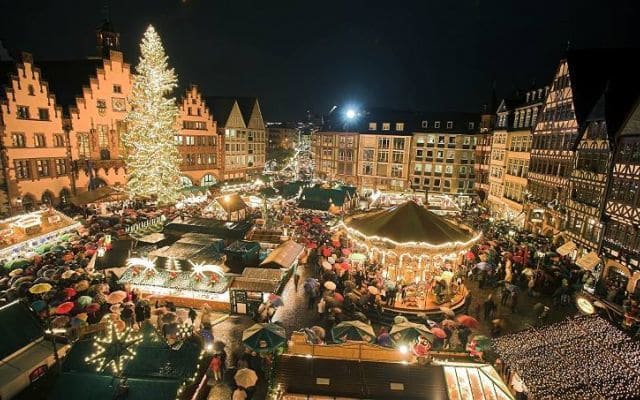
[556,241,577,256]
[0,301,44,362]
[224,240,261,253]
[136,232,167,244]
[163,217,252,239]
[230,277,281,293]
[275,355,449,400]
[242,267,285,281]
[70,186,128,206]
[260,240,304,269]
[177,232,222,245]
[149,243,205,260]
[215,193,248,213]
[575,251,601,271]
[248,229,284,244]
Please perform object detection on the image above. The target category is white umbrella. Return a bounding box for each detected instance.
[235,368,258,388]
[328,256,335,264]
[322,261,332,271]
[323,281,336,291]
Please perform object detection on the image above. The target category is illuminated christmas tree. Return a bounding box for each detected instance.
[123,25,182,204]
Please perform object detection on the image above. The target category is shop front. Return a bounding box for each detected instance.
[229,267,286,316]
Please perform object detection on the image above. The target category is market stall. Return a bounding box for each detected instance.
[335,201,481,312]
[229,267,286,315]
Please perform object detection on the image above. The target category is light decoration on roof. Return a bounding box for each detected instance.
[85,322,143,374]
[126,256,158,273]
[189,261,224,280]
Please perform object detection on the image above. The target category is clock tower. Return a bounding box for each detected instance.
[96,4,120,58]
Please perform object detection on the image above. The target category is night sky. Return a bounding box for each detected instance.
[0,0,637,120]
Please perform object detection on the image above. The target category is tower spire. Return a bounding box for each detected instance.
[96,0,120,58]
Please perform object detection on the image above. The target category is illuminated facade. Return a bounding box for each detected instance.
[487,88,545,224]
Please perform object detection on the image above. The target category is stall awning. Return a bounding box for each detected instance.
[259,240,304,269]
[556,241,577,256]
[231,277,281,293]
[575,252,601,271]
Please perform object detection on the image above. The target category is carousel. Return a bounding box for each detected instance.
[336,201,481,313]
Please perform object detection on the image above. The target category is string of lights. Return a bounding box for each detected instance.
[492,315,640,400]
[84,322,143,374]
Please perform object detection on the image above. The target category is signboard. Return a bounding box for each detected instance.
[29,364,48,383]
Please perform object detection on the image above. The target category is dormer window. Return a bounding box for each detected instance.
[382,122,390,131]
[27,85,35,96]
[446,121,453,129]
[395,122,404,131]
[526,92,531,102]
[434,121,441,128]
[468,122,475,129]
[368,122,377,130]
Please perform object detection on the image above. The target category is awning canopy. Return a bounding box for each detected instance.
[575,251,601,271]
[215,193,248,213]
[70,186,128,206]
[259,240,304,269]
[556,241,577,256]
[342,201,479,247]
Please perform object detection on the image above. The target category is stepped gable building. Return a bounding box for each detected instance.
[0,54,75,214]
[176,85,221,188]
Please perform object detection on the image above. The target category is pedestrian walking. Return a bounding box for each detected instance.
[188,307,197,325]
[209,353,222,382]
[483,294,496,321]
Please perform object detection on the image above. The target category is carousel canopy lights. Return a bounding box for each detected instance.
[338,201,481,249]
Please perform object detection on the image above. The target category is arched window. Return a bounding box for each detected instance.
[200,174,216,187]
[180,176,193,187]
[60,188,71,204]
[89,177,107,190]
[41,191,54,206]
[21,195,35,212]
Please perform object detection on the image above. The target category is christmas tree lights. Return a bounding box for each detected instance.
[123,25,182,204]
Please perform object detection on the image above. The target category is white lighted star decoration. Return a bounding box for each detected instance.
[85,323,143,374]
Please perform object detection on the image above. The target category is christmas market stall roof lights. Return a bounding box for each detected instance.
[492,315,640,400]
[49,323,206,400]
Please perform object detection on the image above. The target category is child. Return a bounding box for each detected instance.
[209,353,222,382]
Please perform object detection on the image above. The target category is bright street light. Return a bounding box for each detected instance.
[345,109,356,119]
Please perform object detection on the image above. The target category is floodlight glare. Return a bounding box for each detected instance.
[345,109,356,119]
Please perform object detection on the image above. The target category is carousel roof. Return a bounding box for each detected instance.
[343,201,478,246]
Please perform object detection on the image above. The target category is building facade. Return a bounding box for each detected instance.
[487,88,545,224]
[266,123,297,151]
[312,109,481,197]
[0,53,74,214]
[176,86,220,187]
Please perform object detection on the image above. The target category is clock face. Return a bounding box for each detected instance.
[112,97,126,112]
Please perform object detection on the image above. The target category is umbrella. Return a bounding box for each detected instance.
[476,262,490,271]
[441,319,458,329]
[9,269,24,278]
[431,327,447,339]
[77,296,93,307]
[29,283,52,294]
[106,290,127,304]
[331,320,375,343]
[322,248,332,257]
[242,323,286,353]
[55,301,75,315]
[390,322,433,345]
[465,251,475,261]
[162,312,177,324]
[439,306,455,318]
[323,281,336,291]
[61,270,76,279]
[456,315,480,329]
[306,242,318,249]
[341,248,352,256]
[470,335,492,352]
[64,287,77,299]
[31,300,47,312]
[74,280,90,292]
[267,294,283,307]
[321,261,332,271]
[75,312,88,322]
[333,293,344,302]
[235,368,259,388]
[393,315,409,324]
[311,326,325,340]
[51,315,70,328]
[336,262,350,271]
[85,303,100,313]
[367,286,379,295]
[303,278,319,291]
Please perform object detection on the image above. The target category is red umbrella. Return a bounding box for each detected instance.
[306,242,318,249]
[465,251,475,261]
[456,315,480,329]
[338,262,350,271]
[431,327,447,339]
[85,303,100,313]
[333,293,344,302]
[55,301,75,315]
[341,248,352,256]
[332,240,340,248]
[312,217,321,224]
[64,287,77,299]
[322,248,332,257]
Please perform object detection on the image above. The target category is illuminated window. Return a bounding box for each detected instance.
[368,122,377,130]
[14,160,30,179]
[34,133,46,147]
[78,133,90,158]
[16,106,29,119]
[12,133,26,147]
[36,160,50,177]
[382,122,391,131]
[446,121,453,129]
[395,122,404,131]
[98,125,109,148]
[434,121,441,128]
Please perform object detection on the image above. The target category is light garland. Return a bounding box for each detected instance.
[123,25,182,204]
[493,315,640,400]
[334,221,483,250]
[84,322,143,374]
